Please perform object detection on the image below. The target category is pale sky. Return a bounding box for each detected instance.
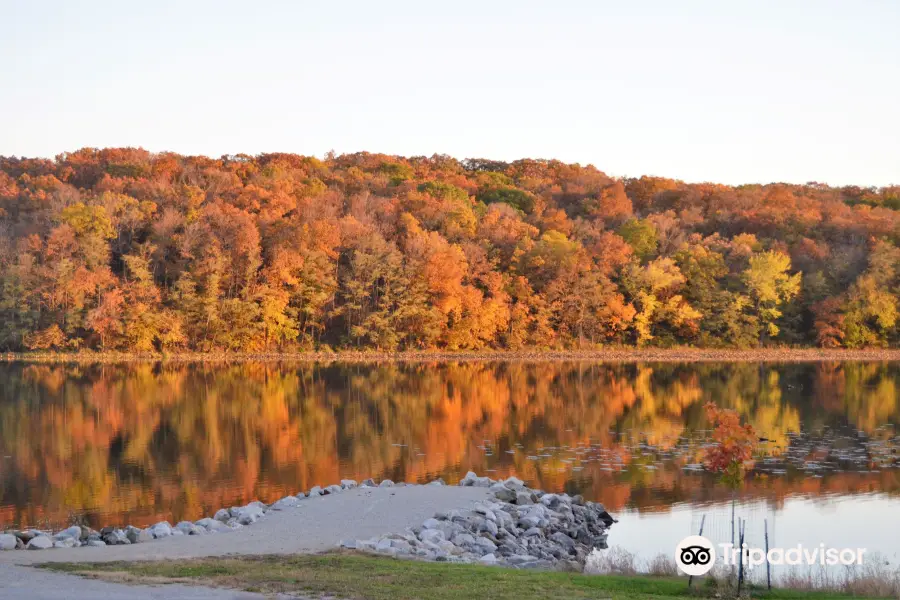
[2,0,898,186]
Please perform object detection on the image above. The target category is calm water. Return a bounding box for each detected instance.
[1,361,898,564]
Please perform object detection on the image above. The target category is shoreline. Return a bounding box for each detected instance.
[6,348,900,364]
[1,473,612,571]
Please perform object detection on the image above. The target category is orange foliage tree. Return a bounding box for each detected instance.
[703,402,759,488]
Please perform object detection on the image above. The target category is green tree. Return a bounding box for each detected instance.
[742,251,801,340]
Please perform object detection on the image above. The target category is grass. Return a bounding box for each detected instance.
[40,552,880,600]
[8,347,900,364]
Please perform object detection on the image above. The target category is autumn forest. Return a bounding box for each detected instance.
[2,148,900,352]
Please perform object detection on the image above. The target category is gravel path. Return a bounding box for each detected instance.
[0,486,492,598]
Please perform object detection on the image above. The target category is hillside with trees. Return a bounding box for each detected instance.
[1,148,898,352]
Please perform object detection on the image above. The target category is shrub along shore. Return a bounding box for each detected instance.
[7,347,900,364]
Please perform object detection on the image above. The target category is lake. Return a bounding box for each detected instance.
[1,360,898,570]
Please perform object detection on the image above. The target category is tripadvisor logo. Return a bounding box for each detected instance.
[675,535,716,575]
[676,535,868,576]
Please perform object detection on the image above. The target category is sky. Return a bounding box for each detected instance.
[1,0,898,186]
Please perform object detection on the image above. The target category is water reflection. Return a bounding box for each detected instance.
[0,361,897,530]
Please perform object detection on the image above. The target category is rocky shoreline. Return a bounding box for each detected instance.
[0,473,616,570]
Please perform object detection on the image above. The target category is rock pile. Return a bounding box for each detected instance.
[342,472,616,569]
[1,473,616,571]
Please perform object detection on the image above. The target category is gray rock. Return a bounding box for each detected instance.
[53,538,78,548]
[295,492,307,499]
[308,486,323,496]
[271,495,301,510]
[472,537,498,555]
[540,494,560,508]
[225,518,244,530]
[515,491,535,505]
[360,478,376,487]
[0,534,19,550]
[518,515,541,529]
[427,478,446,486]
[87,539,107,547]
[479,519,499,537]
[549,531,576,553]
[339,539,358,549]
[378,479,394,487]
[422,518,441,529]
[54,526,82,541]
[504,476,525,490]
[494,487,517,502]
[195,518,230,533]
[375,538,393,552]
[125,526,154,543]
[523,526,543,537]
[14,530,38,543]
[150,521,173,539]
[214,508,230,522]
[26,536,53,550]
[175,521,204,536]
[459,471,479,486]
[478,553,498,565]
[451,532,476,546]
[418,529,445,544]
[101,529,131,545]
[235,504,265,525]
[340,479,358,489]
[325,484,343,495]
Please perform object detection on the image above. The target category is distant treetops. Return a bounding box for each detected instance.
[1,148,898,352]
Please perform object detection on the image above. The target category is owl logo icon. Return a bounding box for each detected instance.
[675,535,716,575]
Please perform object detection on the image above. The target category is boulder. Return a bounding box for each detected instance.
[360,478,376,487]
[195,518,230,534]
[150,521,173,539]
[378,479,394,488]
[472,536,498,555]
[503,476,525,490]
[54,526,82,541]
[213,508,230,522]
[340,479,358,490]
[125,526,154,543]
[235,504,265,525]
[494,487,517,502]
[308,486,323,497]
[175,521,204,536]
[271,495,301,511]
[427,478,446,486]
[549,531,576,553]
[458,471,479,486]
[53,538,78,548]
[540,494,560,509]
[478,553,498,565]
[26,536,53,550]
[0,534,18,551]
[451,532,476,547]
[325,485,343,495]
[87,540,107,547]
[101,529,131,545]
[418,529,445,544]
[516,491,535,505]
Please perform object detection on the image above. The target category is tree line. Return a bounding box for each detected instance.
[1,148,899,352]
